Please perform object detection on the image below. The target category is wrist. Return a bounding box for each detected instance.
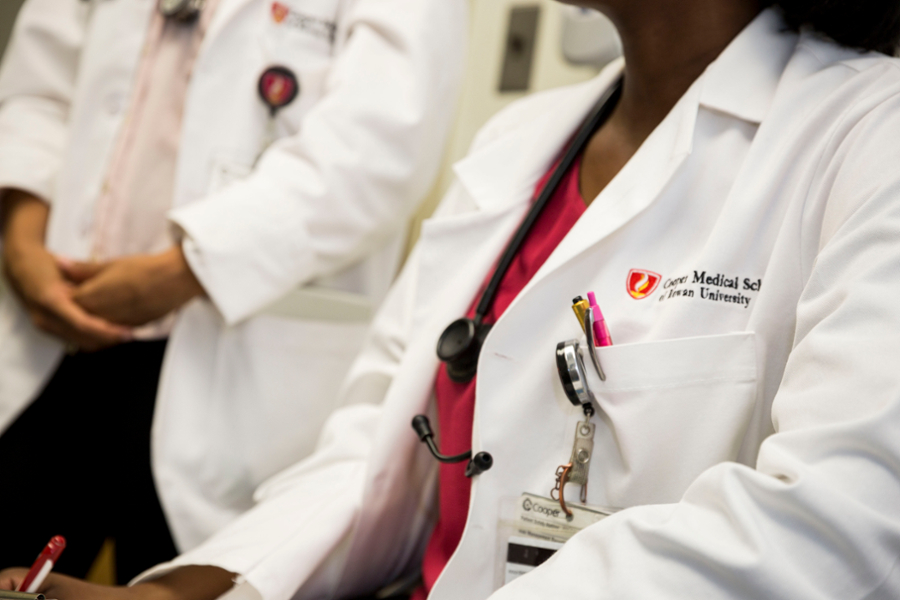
[131,582,179,600]
[1,190,49,244]
[2,235,44,273]
[160,246,204,302]
[135,566,236,600]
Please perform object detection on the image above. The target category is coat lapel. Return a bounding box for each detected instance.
[523,8,797,298]
[532,78,700,285]
[202,0,258,52]
[409,62,628,333]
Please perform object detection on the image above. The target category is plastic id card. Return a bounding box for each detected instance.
[494,493,616,589]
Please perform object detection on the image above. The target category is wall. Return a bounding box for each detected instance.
[0,0,25,59]
[406,0,602,251]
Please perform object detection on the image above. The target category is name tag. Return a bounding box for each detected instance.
[496,493,615,588]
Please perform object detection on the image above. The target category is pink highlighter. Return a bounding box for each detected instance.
[587,291,613,347]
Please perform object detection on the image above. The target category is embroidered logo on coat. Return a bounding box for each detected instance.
[271,2,289,23]
[270,2,337,42]
[626,269,662,300]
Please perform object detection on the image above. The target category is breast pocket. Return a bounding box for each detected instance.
[588,332,758,506]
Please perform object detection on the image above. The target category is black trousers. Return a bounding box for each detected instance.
[0,340,177,583]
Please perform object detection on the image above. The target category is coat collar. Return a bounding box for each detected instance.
[451,61,626,214]
[452,8,797,218]
[698,7,798,124]
[484,7,799,307]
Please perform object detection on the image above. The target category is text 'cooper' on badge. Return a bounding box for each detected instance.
[258,67,299,116]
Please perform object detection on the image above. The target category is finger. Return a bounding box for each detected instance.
[29,307,116,351]
[54,298,133,343]
[0,568,28,591]
[37,291,133,345]
[55,256,107,284]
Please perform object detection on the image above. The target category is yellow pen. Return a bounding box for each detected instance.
[571,296,590,333]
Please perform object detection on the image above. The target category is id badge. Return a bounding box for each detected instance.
[495,493,615,589]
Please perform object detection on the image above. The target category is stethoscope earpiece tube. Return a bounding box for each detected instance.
[411,415,493,477]
[412,415,471,463]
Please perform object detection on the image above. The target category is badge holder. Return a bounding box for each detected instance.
[552,301,609,517]
[493,493,614,591]
[492,296,617,592]
[255,66,300,163]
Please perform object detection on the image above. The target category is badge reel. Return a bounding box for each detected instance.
[158,0,205,20]
[494,319,613,590]
[552,308,606,517]
[255,66,300,162]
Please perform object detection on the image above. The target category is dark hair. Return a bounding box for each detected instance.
[775,0,900,54]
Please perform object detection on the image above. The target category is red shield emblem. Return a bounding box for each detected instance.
[626,269,661,300]
[271,2,289,23]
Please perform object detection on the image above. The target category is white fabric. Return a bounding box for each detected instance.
[0,0,466,551]
[138,9,900,600]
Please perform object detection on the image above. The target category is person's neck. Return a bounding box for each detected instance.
[607,0,763,143]
[575,0,763,203]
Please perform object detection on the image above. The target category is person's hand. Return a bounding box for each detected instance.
[61,246,205,328]
[0,565,236,600]
[1,190,132,350]
[0,568,138,600]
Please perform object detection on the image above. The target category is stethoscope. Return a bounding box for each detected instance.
[157,0,206,21]
[412,77,624,477]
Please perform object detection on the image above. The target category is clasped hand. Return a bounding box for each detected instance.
[0,565,236,600]
[60,247,204,330]
[17,247,203,351]
[1,192,203,351]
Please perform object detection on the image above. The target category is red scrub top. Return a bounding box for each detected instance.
[412,156,587,599]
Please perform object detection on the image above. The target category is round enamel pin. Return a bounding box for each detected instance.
[258,66,299,116]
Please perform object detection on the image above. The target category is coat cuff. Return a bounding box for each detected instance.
[170,178,315,326]
[0,145,59,205]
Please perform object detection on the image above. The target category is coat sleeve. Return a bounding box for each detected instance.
[133,238,424,600]
[488,87,900,598]
[0,0,87,205]
[170,0,467,325]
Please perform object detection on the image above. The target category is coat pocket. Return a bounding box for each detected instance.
[586,332,758,506]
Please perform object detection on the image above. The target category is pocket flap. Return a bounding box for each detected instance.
[587,332,757,393]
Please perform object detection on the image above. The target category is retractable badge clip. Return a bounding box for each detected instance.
[552,292,612,517]
[255,66,300,162]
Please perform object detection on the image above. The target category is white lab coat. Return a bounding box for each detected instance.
[0,0,466,551]
[133,9,900,599]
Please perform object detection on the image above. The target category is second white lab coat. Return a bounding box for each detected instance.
[134,9,900,599]
[0,0,465,550]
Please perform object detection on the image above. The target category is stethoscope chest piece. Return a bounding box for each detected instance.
[436,318,492,383]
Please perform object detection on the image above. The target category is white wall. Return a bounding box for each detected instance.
[406,0,602,249]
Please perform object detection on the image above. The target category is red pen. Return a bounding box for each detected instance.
[17,536,66,593]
